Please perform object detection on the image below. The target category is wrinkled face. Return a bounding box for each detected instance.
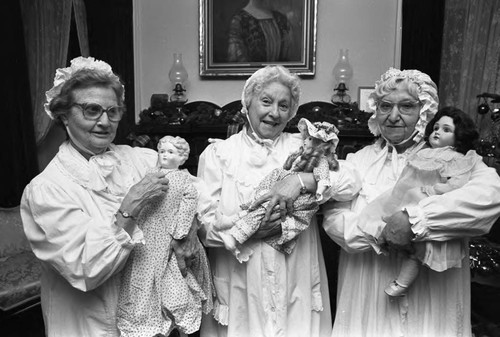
[429,116,456,148]
[375,83,421,144]
[61,87,119,156]
[247,81,292,140]
[158,141,185,169]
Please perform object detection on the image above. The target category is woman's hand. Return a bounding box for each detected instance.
[249,175,302,222]
[379,210,415,253]
[121,171,170,217]
[252,210,282,239]
[171,220,200,277]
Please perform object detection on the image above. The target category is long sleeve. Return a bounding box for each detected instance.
[323,160,362,202]
[408,161,500,241]
[21,181,139,292]
[321,147,379,253]
[196,144,226,248]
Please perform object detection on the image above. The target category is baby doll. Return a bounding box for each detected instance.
[359,107,482,297]
[117,136,213,337]
[216,118,339,262]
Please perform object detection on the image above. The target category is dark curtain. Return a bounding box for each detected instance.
[401,0,445,85]
[83,0,135,145]
[1,0,38,207]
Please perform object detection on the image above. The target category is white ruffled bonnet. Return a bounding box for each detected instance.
[44,56,124,120]
[366,68,439,143]
[297,118,340,149]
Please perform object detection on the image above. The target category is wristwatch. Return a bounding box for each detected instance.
[118,209,136,219]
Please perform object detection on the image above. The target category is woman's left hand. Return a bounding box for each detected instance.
[253,209,283,239]
[249,175,301,222]
[379,210,414,252]
[171,219,199,277]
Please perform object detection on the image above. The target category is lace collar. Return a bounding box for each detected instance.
[54,141,135,195]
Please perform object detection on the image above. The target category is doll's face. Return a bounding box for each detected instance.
[429,116,456,148]
[158,141,185,169]
[303,136,315,149]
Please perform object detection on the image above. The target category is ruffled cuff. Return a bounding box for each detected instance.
[113,215,144,249]
[404,206,429,240]
[311,289,324,312]
[230,219,253,244]
[212,300,229,326]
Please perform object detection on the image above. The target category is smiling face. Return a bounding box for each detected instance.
[375,82,420,144]
[61,86,119,157]
[158,141,185,169]
[429,116,456,148]
[247,81,292,140]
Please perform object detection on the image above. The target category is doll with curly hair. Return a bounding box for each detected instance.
[117,136,213,337]
[215,118,339,262]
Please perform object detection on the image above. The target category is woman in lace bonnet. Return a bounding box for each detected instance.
[20,56,198,336]
[322,68,500,336]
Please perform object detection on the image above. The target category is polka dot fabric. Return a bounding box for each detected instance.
[117,168,214,336]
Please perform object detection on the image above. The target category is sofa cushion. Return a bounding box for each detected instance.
[0,206,31,258]
[0,250,41,311]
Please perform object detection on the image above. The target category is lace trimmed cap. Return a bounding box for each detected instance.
[297,118,340,149]
[366,68,439,143]
[44,56,124,120]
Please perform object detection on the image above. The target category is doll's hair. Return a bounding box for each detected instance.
[157,135,190,165]
[283,137,338,172]
[424,106,479,155]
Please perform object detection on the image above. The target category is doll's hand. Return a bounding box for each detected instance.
[171,219,200,277]
[215,211,236,230]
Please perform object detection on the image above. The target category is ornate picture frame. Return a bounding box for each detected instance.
[199,0,318,77]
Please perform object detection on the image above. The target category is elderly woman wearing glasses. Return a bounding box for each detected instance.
[20,57,195,336]
[322,68,500,337]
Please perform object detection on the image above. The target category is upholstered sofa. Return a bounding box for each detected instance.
[0,206,41,315]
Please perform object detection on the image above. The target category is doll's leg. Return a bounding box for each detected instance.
[219,232,238,253]
[385,254,419,297]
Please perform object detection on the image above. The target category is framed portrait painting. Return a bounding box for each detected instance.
[199,0,318,77]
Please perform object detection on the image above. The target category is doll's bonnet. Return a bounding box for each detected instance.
[297,118,340,149]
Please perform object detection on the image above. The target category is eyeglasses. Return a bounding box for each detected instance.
[377,100,421,115]
[72,103,125,122]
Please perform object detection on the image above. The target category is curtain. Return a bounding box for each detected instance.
[439,0,500,135]
[1,0,38,207]
[401,0,445,86]
[19,0,89,145]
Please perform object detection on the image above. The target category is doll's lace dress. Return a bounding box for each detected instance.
[359,146,483,270]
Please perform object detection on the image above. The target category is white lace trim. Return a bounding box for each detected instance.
[408,147,482,176]
[212,300,229,326]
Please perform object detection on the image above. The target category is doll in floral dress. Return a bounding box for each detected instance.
[117,136,213,337]
[215,118,339,262]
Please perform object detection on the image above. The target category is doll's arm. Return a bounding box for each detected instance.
[170,174,199,240]
[423,172,470,196]
[313,157,332,202]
